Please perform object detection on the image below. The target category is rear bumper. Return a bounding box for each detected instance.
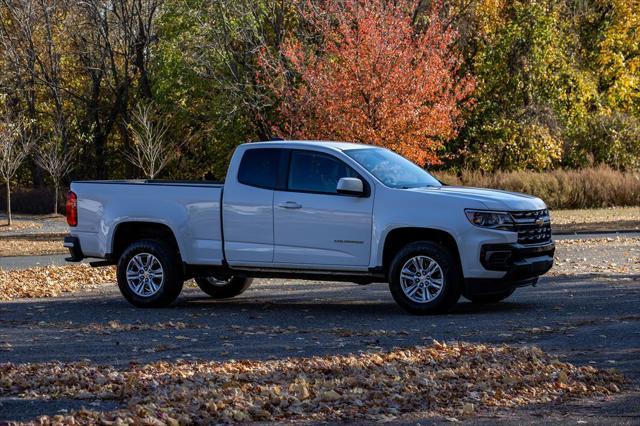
[465,241,555,296]
[63,236,84,262]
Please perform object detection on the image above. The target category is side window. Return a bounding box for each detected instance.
[288,150,359,194]
[237,148,282,189]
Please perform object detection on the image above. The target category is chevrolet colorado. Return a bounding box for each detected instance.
[64,141,554,314]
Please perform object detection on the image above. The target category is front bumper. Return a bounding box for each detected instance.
[464,241,555,296]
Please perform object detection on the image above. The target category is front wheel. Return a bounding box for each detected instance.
[194,276,253,299]
[388,241,462,315]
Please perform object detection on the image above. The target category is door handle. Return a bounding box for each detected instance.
[278,201,302,209]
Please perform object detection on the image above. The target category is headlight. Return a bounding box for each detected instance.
[465,209,515,231]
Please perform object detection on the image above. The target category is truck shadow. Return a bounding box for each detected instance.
[177,290,537,317]
[2,275,638,377]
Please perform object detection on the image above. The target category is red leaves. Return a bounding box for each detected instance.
[261,0,475,166]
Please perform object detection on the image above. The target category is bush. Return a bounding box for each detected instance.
[434,166,640,209]
[0,187,65,215]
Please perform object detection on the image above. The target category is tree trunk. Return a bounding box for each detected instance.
[6,180,11,226]
[94,131,107,180]
[118,116,133,177]
[54,182,59,215]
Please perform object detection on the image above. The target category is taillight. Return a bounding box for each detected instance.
[66,191,77,226]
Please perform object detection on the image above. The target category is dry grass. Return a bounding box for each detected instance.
[0,342,623,424]
[0,264,115,300]
[435,166,640,209]
[0,238,66,257]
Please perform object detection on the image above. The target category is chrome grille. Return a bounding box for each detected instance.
[511,209,551,244]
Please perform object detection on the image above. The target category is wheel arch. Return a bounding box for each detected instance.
[110,221,182,262]
[381,227,462,277]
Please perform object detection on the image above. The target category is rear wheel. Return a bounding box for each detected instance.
[194,276,253,299]
[117,239,183,308]
[465,289,514,304]
[388,241,461,315]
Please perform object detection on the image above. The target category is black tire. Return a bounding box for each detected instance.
[388,241,462,315]
[465,289,514,304]
[117,239,184,308]
[194,276,253,299]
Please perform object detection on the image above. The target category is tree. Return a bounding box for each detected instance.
[562,0,640,169]
[126,103,179,179]
[152,0,298,179]
[594,0,640,116]
[71,0,162,179]
[185,0,296,140]
[34,135,76,214]
[451,0,598,171]
[0,114,34,225]
[260,0,475,166]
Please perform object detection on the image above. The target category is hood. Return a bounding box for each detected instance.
[409,186,547,211]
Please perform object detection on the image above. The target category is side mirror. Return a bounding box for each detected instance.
[337,177,364,196]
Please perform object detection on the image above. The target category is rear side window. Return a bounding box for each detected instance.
[237,148,282,189]
[288,150,359,194]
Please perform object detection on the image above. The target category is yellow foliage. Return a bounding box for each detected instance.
[596,0,640,113]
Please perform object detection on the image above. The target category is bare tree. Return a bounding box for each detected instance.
[126,103,179,179]
[72,0,163,179]
[1,0,163,181]
[35,136,76,214]
[0,115,34,225]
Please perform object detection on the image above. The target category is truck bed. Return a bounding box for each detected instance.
[70,180,225,265]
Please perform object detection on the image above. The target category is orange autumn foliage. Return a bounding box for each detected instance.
[260,0,475,166]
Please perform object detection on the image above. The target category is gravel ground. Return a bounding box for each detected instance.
[1,240,639,424]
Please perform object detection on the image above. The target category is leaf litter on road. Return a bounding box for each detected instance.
[551,207,640,226]
[0,341,623,424]
[0,220,42,233]
[552,237,639,276]
[0,238,66,257]
[0,264,115,300]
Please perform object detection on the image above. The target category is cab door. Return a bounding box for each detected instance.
[273,149,374,267]
[223,148,286,264]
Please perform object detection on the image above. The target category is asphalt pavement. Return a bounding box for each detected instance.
[0,254,81,270]
[1,272,639,423]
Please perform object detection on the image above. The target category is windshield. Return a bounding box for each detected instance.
[344,148,442,189]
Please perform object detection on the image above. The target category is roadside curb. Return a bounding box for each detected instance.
[0,232,66,240]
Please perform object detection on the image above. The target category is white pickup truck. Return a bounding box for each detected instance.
[64,140,554,314]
